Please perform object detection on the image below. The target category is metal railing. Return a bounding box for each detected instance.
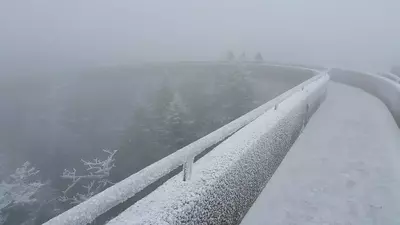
[44,71,327,225]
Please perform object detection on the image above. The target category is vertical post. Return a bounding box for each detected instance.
[183,157,194,181]
[303,104,310,129]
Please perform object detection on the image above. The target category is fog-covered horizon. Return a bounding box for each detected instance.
[1,0,399,73]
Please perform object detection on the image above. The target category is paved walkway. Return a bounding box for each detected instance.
[241,82,400,225]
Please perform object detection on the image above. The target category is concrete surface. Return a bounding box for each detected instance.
[241,82,400,225]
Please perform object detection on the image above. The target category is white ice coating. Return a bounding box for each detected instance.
[379,72,400,84]
[241,82,400,225]
[43,69,326,225]
[107,74,329,224]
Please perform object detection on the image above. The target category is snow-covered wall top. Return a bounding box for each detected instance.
[330,69,400,127]
[107,75,329,225]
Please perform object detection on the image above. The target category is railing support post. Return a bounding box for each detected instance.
[302,104,310,130]
[183,157,194,181]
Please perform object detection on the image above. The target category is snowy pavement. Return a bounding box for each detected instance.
[241,82,400,225]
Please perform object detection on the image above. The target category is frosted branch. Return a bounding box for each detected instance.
[59,149,118,205]
[81,149,117,176]
[0,161,45,213]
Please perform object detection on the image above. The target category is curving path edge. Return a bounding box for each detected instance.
[241,82,400,225]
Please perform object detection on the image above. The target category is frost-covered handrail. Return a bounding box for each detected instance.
[44,72,327,225]
[379,72,400,84]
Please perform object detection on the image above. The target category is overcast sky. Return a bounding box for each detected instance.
[1,0,399,73]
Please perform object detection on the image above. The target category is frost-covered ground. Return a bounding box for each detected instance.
[241,82,400,225]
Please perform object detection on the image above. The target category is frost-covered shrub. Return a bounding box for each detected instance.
[59,149,117,205]
[0,162,45,225]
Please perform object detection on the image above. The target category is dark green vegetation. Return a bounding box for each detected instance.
[0,63,312,224]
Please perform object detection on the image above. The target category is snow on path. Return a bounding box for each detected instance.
[241,82,400,225]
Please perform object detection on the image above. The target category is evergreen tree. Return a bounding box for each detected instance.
[163,92,189,148]
[255,52,264,62]
[226,51,235,62]
[115,85,191,180]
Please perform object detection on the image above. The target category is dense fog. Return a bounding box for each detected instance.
[1,0,399,73]
[0,63,312,224]
[0,0,399,224]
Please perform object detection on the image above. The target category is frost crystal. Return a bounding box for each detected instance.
[59,149,117,205]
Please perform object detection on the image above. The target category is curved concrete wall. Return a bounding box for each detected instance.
[330,69,400,127]
[107,75,329,225]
